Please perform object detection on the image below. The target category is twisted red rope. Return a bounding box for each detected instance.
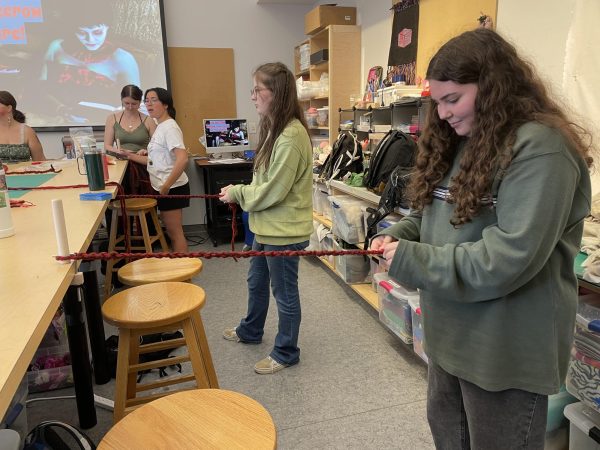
[8,182,239,250]
[55,248,383,262]
[4,164,62,175]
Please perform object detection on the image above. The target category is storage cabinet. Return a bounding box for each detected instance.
[294,25,361,142]
[197,160,253,246]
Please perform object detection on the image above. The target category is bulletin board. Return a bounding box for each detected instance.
[391,0,498,80]
[167,47,237,155]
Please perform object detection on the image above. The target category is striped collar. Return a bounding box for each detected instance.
[433,186,497,206]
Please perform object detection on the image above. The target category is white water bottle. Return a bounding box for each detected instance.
[0,163,15,238]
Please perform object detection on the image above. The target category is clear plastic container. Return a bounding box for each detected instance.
[564,402,600,450]
[27,344,73,393]
[328,195,371,244]
[566,352,600,414]
[409,296,427,363]
[317,107,329,127]
[374,272,416,344]
[333,239,370,284]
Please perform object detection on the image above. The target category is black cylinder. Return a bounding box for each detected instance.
[64,285,97,429]
[82,270,110,385]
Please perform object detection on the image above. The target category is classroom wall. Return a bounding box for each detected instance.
[497,0,600,194]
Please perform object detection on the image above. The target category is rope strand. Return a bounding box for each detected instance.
[55,248,384,262]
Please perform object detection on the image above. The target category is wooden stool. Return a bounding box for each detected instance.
[98,389,277,449]
[102,282,219,422]
[104,198,169,299]
[118,257,203,286]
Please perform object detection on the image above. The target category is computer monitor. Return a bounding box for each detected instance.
[202,119,251,156]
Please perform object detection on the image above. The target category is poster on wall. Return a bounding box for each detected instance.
[387,0,419,85]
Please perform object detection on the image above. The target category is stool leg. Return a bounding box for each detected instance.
[104,207,120,300]
[150,207,169,252]
[127,330,141,400]
[138,211,153,253]
[190,312,219,388]
[182,318,210,389]
[113,328,132,422]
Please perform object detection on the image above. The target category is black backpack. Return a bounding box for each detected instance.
[364,129,416,194]
[319,132,363,181]
[364,165,412,245]
[24,421,96,450]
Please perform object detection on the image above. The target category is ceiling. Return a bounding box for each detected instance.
[256,0,316,4]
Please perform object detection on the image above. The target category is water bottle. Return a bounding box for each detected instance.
[0,162,15,238]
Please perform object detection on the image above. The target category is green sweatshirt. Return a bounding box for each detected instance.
[383,122,591,394]
[228,119,313,245]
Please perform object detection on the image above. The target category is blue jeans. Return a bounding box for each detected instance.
[235,240,309,365]
[427,363,548,449]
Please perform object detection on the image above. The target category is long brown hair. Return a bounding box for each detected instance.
[408,28,593,226]
[253,62,309,170]
[0,91,26,123]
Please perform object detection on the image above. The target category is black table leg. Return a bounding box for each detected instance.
[63,277,97,429]
[82,270,110,385]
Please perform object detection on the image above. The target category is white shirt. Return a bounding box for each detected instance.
[147,118,189,190]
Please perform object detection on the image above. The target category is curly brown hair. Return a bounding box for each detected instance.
[408,28,593,226]
[253,62,309,171]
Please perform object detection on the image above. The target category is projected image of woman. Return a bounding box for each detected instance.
[40,1,140,123]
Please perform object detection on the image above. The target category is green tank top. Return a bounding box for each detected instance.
[0,125,31,162]
[113,114,151,152]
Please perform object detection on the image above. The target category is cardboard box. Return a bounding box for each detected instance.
[305,5,356,35]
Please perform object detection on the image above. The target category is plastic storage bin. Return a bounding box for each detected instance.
[564,402,600,450]
[319,231,335,268]
[329,195,370,244]
[313,185,331,219]
[370,257,386,292]
[333,239,370,284]
[374,272,416,344]
[27,344,73,393]
[317,107,329,127]
[307,219,321,251]
[409,296,427,363]
[566,297,600,413]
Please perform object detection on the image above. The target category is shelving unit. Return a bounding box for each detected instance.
[294,25,361,141]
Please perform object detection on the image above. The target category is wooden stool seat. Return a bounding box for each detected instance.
[118,257,203,286]
[109,198,158,212]
[104,198,169,299]
[102,282,219,422]
[98,389,277,449]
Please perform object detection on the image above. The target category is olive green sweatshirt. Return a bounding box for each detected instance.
[227,119,313,245]
[383,122,591,394]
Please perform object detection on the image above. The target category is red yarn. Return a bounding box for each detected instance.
[55,248,384,262]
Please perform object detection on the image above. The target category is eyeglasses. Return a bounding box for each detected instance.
[250,87,270,96]
[144,98,160,104]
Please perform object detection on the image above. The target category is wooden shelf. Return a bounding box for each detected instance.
[311,61,329,71]
[309,126,329,130]
[314,252,379,311]
[296,70,309,77]
[329,180,410,215]
[349,283,379,311]
[329,180,380,204]
[313,211,332,228]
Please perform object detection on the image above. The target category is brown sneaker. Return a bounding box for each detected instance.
[223,327,240,342]
[254,356,288,374]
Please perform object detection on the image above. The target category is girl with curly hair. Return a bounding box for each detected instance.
[371,28,593,448]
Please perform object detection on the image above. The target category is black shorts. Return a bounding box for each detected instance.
[155,183,190,211]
